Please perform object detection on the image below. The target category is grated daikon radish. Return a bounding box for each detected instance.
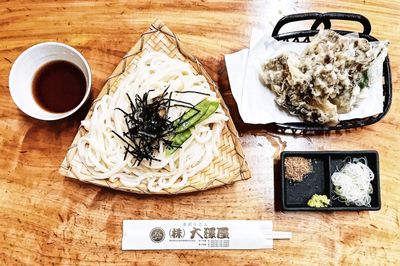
[331,157,374,207]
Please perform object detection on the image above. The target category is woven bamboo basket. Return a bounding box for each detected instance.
[59,19,251,194]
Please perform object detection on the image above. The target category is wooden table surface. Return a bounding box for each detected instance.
[1,1,399,265]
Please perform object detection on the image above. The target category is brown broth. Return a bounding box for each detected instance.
[32,60,86,113]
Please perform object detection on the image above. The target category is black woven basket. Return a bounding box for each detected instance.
[270,12,392,133]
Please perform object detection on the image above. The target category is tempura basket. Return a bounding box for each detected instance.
[270,12,392,133]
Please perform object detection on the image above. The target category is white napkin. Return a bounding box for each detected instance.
[225,28,387,124]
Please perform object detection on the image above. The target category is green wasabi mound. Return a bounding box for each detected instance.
[307,194,330,208]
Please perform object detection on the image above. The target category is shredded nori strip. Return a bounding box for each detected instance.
[175,90,210,96]
[113,86,199,166]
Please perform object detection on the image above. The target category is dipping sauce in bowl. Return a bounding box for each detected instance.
[9,42,91,120]
[32,60,86,113]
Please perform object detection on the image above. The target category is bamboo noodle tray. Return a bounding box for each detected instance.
[59,19,251,194]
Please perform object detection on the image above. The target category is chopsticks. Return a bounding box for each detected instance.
[123,220,292,250]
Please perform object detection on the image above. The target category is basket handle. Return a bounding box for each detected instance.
[272,12,331,37]
[320,12,371,35]
[272,12,372,36]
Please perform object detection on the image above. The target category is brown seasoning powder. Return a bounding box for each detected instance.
[284,156,313,182]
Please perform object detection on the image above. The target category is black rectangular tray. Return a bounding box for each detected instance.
[271,12,392,133]
[280,150,381,211]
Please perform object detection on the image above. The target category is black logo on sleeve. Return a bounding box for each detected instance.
[149,227,165,243]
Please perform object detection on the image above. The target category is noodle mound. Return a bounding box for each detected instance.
[75,52,228,192]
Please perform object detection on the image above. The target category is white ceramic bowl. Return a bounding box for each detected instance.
[9,42,91,120]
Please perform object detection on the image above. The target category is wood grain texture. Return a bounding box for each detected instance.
[1,0,399,265]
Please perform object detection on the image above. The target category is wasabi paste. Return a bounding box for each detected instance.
[307,194,330,208]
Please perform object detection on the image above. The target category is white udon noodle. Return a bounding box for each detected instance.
[75,52,228,192]
[331,157,374,207]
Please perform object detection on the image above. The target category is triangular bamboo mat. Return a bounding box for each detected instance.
[59,19,251,194]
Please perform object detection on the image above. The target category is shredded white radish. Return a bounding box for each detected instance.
[331,157,374,207]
